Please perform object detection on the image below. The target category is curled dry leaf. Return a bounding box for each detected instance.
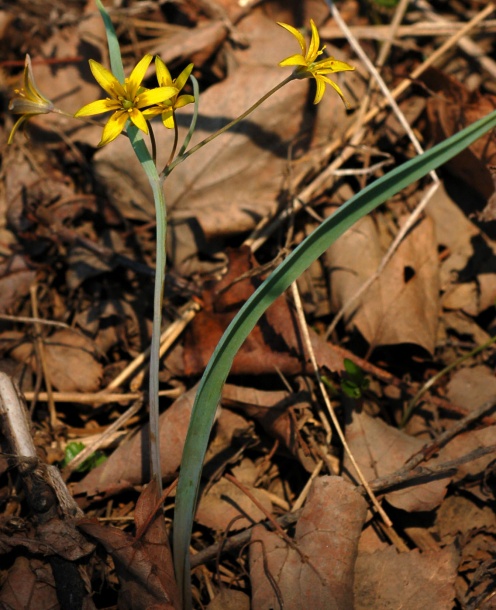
[250,476,367,610]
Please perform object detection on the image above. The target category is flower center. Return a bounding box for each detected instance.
[122,99,134,110]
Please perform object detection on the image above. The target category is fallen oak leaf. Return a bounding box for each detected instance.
[78,481,179,610]
[250,476,367,610]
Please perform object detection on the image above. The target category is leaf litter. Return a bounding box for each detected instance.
[1,0,496,608]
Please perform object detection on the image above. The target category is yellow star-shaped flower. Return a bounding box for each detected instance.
[143,58,195,129]
[8,54,55,144]
[74,54,178,146]
[278,19,355,106]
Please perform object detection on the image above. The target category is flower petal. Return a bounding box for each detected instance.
[315,75,349,107]
[128,108,148,133]
[279,54,308,67]
[161,110,175,129]
[307,19,320,63]
[89,60,126,98]
[99,111,129,146]
[141,106,163,120]
[23,55,52,105]
[174,94,195,109]
[313,77,326,104]
[175,63,194,92]
[277,22,306,55]
[9,97,53,115]
[136,86,177,108]
[313,57,356,74]
[74,98,120,117]
[155,57,173,87]
[127,54,153,99]
[7,115,28,144]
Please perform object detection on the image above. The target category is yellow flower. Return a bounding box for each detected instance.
[8,54,55,144]
[142,58,195,129]
[74,54,178,147]
[278,19,355,106]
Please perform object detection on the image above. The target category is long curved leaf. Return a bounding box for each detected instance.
[173,109,496,607]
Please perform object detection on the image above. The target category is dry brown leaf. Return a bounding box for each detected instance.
[0,556,59,610]
[78,482,179,610]
[447,366,496,412]
[436,495,496,542]
[222,384,317,472]
[183,247,343,376]
[250,476,367,610]
[426,183,496,316]
[424,67,496,201]
[0,255,36,314]
[354,546,458,610]
[206,588,250,610]
[73,385,199,499]
[196,476,273,532]
[9,328,102,393]
[344,410,449,512]
[326,212,439,352]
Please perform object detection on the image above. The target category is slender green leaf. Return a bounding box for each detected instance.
[95,0,124,83]
[173,109,496,607]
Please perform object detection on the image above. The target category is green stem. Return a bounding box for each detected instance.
[149,179,167,494]
[165,74,295,174]
[128,125,165,498]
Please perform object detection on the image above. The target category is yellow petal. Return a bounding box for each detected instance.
[74,98,120,117]
[175,94,195,109]
[277,22,307,55]
[313,57,355,74]
[136,86,178,108]
[127,55,153,100]
[9,97,52,115]
[161,109,175,129]
[98,111,129,146]
[7,115,28,144]
[141,106,163,120]
[155,57,172,87]
[89,60,126,99]
[175,63,194,92]
[279,54,308,68]
[128,108,148,133]
[313,78,326,104]
[316,74,349,107]
[307,19,320,63]
[23,55,52,105]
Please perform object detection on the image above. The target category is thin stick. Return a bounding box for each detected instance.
[416,0,496,79]
[320,20,496,41]
[290,282,392,527]
[21,388,180,404]
[62,398,143,475]
[29,285,58,428]
[104,300,201,392]
[0,313,70,329]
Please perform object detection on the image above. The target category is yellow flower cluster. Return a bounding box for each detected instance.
[278,19,355,106]
[8,54,195,147]
[8,20,354,147]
